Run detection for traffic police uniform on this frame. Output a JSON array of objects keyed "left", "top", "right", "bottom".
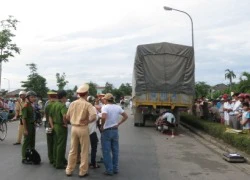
[
  {"left": 65, "top": 84, "right": 96, "bottom": 177},
  {"left": 44, "top": 91, "right": 57, "bottom": 164},
  {"left": 14, "top": 91, "right": 26, "bottom": 145},
  {"left": 49, "top": 100, "right": 68, "bottom": 168},
  {"left": 21, "top": 92, "right": 36, "bottom": 161}
]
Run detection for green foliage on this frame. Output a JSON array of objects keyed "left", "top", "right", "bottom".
[
  {"left": 112, "top": 89, "right": 123, "bottom": 102},
  {"left": 0, "top": 15, "right": 20, "bottom": 63},
  {"left": 103, "top": 82, "right": 113, "bottom": 94},
  {"left": 225, "top": 69, "right": 236, "bottom": 90},
  {"left": 119, "top": 83, "right": 132, "bottom": 96},
  {"left": 238, "top": 72, "right": 250, "bottom": 93},
  {"left": 56, "top": 72, "right": 68, "bottom": 90},
  {"left": 195, "top": 81, "right": 211, "bottom": 98},
  {"left": 73, "top": 85, "right": 78, "bottom": 92},
  {"left": 0, "top": 16, "right": 20, "bottom": 89},
  {"left": 21, "top": 63, "right": 49, "bottom": 98},
  {"left": 181, "top": 114, "right": 250, "bottom": 154},
  {"left": 88, "top": 82, "right": 97, "bottom": 96},
  {"left": 212, "top": 90, "right": 222, "bottom": 99},
  {"left": 66, "top": 89, "right": 74, "bottom": 100},
  {"left": 100, "top": 82, "right": 132, "bottom": 101}
]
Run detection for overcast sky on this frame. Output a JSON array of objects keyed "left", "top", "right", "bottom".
[{"left": 1, "top": 0, "right": 250, "bottom": 91}]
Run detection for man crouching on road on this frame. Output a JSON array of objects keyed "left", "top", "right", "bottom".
[
  {"left": 65, "top": 83, "right": 97, "bottom": 177},
  {"left": 101, "top": 93, "right": 128, "bottom": 176}
]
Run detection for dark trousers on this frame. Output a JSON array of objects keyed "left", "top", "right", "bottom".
[
  {"left": 90, "top": 132, "right": 98, "bottom": 165},
  {"left": 22, "top": 124, "right": 35, "bottom": 159},
  {"left": 47, "top": 133, "right": 54, "bottom": 163},
  {"left": 53, "top": 124, "right": 68, "bottom": 168}
]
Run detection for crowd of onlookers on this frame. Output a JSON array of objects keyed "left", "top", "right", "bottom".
[
  {"left": 192, "top": 93, "right": 250, "bottom": 131},
  {"left": 0, "top": 97, "right": 44, "bottom": 121},
  {"left": 0, "top": 98, "right": 16, "bottom": 120}
]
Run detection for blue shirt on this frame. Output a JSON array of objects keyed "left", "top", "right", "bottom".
[
  {"left": 216, "top": 102, "right": 221, "bottom": 109},
  {"left": 242, "top": 112, "right": 250, "bottom": 130}
]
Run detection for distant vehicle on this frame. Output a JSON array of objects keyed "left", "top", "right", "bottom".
[{"left": 132, "top": 42, "right": 195, "bottom": 126}]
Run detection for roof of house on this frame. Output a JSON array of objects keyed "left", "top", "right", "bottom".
[
  {"left": 212, "top": 84, "right": 228, "bottom": 91},
  {"left": 96, "top": 86, "right": 105, "bottom": 89},
  {"left": 6, "top": 89, "right": 25, "bottom": 97}
]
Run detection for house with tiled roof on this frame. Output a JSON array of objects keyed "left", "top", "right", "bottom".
[{"left": 5, "top": 89, "right": 25, "bottom": 98}]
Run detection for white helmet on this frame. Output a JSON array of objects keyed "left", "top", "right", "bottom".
[
  {"left": 77, "top": 84, "right": 89, "bottom": 93},
  {"left": 19, "top": 91, "right": 27, "bottom": 96}
]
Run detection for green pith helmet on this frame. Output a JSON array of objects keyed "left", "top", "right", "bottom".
[
  {"left": 87, "top": 96, "right": 95, "bottom": 102},
  {"left": 26, "top": 91, "right": 37, "bottom": 98}
]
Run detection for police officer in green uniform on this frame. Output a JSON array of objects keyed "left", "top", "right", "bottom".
[
  {"left": 21, "top": 91, "right": 37, "bottom": 164},
  {"left": 49, "top": 90, "right": 68, "bottom": 169},
  {"left": 44, "top": 91, "right": 57, "bottom": 164}
]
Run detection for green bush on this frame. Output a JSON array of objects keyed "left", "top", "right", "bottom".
[{"left": 181, "top": 113, "right": 250, "bottom": 155}]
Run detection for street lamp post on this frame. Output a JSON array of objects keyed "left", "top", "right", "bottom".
[
  {"left": 3, "top": 78, "right": 10, "bottom": 92},
  {"left": 163, "top": 6, "right": 194, "bottom": 48}
]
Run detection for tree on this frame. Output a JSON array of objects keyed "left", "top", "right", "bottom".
[
  {"left": 195, "top": 81, "right": 211, "bottom": 98},
  {"left": 21, "top": 63, "right": 49, "bottom": 98},
  {"left": 56, "top": 72, "right": 68, "bottom": 90},
  {"left": 66, "top": 85, "right": 78, "bottom": 101},
  {"left": 0, "top": 16, "right": 20, "bottom": 89},
  {"left": 238, "top": 71, "right": 250, "bottom": 93},
  {"left": 73, "top": 85, "right": 78, "bottom": 92},
  {"left": 119, "top": 83, "right": 132, "bottom": 96},
  {"left": 225, "top": 69, "right": 236, "bottom": 90},
  {"left": 88, "top": 82, "right": 97, "bottom": 96},
  {"left": 103, "top": 82, "right": 114, "bottom": 94}
]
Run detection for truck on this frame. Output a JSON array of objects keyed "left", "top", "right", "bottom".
[{"left": 132, "top": 42, "right": 195, "bottom": 127}]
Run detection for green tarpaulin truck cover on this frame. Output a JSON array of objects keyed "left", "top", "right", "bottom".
[{"left": 132, "top": 42, "right": 195, "bottom": 96}]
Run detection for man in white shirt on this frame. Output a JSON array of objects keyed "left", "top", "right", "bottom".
[
  {"left": 65, "top": 99, "right": 71, "bottom": 108},
  {"left": 229, "top": 93, "right": 243, "bottom": 129},
  {"left": 101, "top": 93, "right": 128, "bottom": 176},
  {"left": 223, "top": 97, "right": 230, "bottom": 125},
  {"left": 224, "top": 97, "right": 235, "bottom": 125}
]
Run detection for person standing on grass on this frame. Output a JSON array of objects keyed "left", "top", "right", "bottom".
[
  {"left": 238, "top": 102, "right": 250, "bottom": 133},
  {"left": 101, "top": 93, "right": 128, "bottom": 176},
  {"left": 230, "top": 93, "right": 244, "bottom": 129}
]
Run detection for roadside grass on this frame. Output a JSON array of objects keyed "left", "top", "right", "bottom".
[{"left": 181, "top": 113, "right": 250, "bottom": 155}]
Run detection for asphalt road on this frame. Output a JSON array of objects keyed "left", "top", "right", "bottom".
[{"left": 1, "top": 109, "right": 250, "bottom": 180}]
